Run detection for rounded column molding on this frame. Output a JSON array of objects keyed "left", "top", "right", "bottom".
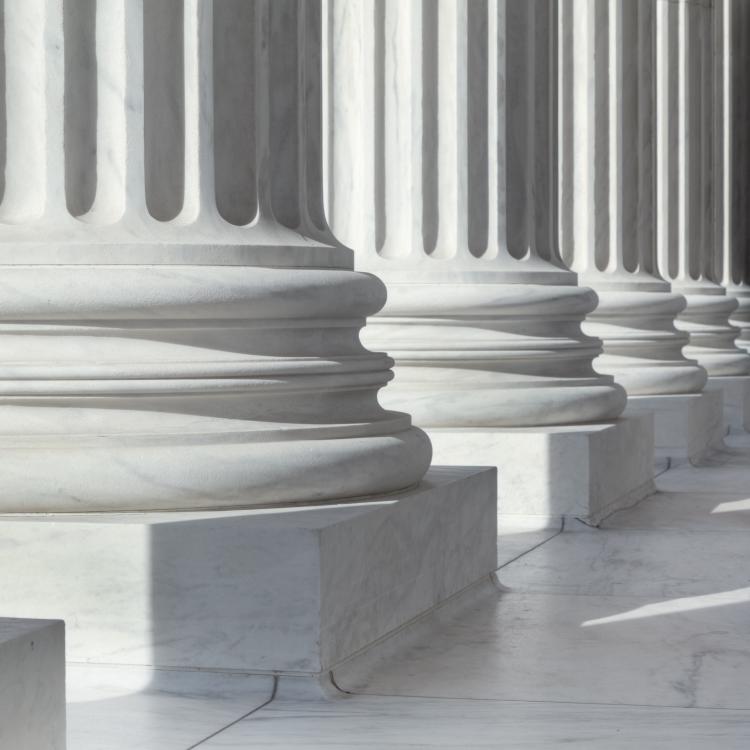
[
  {"left": 581, "top": 290, "right": 707, "bottom": 395},
  {"left": 729, "top": 291, "right": 750, "bottom": 353},
  {"left": 364, "top": 282, "right": 625, "bottom": 428},
  {"left": 670, "top": 286, "right": 748, "bottom": 375}
]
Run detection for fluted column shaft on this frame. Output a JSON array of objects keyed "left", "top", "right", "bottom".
[
  {"left": 0, "top": 0, "right": 430, "bottom": 512},
  {"left": 325, "top": 0, "right": 625, "bottom": 428},
  {"left": 655, "top": 0, "right": 750, "bottom": 375},
  {"left": 716, "top": 0, "right": 750, "bottom": 350},
  {"left": 558, "top": 0, "right": 707, "bottom": 395}
]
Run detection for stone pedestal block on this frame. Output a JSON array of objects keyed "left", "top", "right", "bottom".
[
  {"left": 625, "top": 389, "right": 725, "bottom": 463},
  {"left": 707, "top": 376, "right": 750, "bottom": 434},
  {"left": 0, "top": 618, "right": 65, "bottom": 750},
  {"left": 428, "top": 416, "right": 654, "bottom": 528},
  {"left": 0, "top": 468, "right": 495, "bottom": 676}
]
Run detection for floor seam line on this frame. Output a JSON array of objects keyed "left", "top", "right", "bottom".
[
  {"left": 496, "top": 523, "right": 565, "bottom": 571},
  {"left": 184, "top": 676, "right": 279, "bottom": 750},
  {"left": 344, "top": 692, "right": 750, "bottom": 711}
]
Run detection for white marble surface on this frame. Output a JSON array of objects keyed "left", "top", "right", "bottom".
[
  {"left": 499, "top": 529, "right": 750, "bottom": 597},
  {"left": 0, "top": 618, "right": 65, "bottom": 750},
  {"left": 717, "top": 430, "right": 750, "bottom": 453},
  {"left": 606, "top": 491, "right": 750, "bottom": 530},
  {"left": 708, "top": 375, "right": 750, "bottom": 433},
  {"left": 330, "top": 439, "right": 750, "bottom": 716},
  {"left": 335, "top": 589, "right": 750, "bottom": 709},
  {"left": 0, "top": 467, "right": 496, "bottom": 674},
  {"left": 497, "top": 526, "right": 562, "bottom": 568},
  {"left": 67, "top": 665, "right": 273, "bottom": 750},
  {"left": 626, "top": 389, "right": 725, "bottom": 462},
  {"left": 66, "top": 443, "right": 750, "bottom": 747},
  {"left": 656, "top": 463, "right": 750, "bottom": 493},
  {"left": 199, "top": 695, "right": 750, "bottom": 749},
  {"left": 429, "top": 415, "right": 654, "bottom": 525}
]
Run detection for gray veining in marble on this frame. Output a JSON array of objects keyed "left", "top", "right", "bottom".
[
  {"left": 0, "top": 467, "right": 496, "bottom": 675},
  {"left": 499, "top": 529, "right": 750, "bottom": 597},
  {"left": 335, "top": 589, "right": 750, "bottom": 709},
  {"left": 67, "top": 665, "right": 273, "bottom": 750},
  {"left": 65, "top": 436, "right": 750, "bottom": 747},
  {"left": 656, "top": 463, "right": 750, "bottom": 493},
  {"left": 199, "top": 695, "right": 750, "bottom": 750},
  {"left": 0, "top": 618, "right": 65, "bottom": 750},
  {"left": 606, "top": 491, "right": 750, "bottom": 530}
]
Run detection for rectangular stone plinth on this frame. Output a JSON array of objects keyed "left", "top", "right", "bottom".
[
  {"left": 428, "top": 415, "right": 654, "bottom": 528},
  {"left": 0, "top": 467, "right": 495, "bottom": 675},
  {"left": 0, "top": 618, "right": 66, "bottom": 750},
  {"left": 707, "top": 376, "right": 750, "bottom": 434},
  {"left": 625, "top": 388, "right": 725, "bottom": 463}
]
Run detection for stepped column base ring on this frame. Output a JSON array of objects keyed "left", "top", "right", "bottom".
[
  {"left": 583, "top": 290, "right": 708, "bottom": 395},
  {"left": 362, "top": 282, "right": 627, "bottom": 428},
  {"left": 676, "top": 293, "right": 750, "bottom": 377},
  {"left": 0, "top": 262, "right": 432, "bottom": 512}
]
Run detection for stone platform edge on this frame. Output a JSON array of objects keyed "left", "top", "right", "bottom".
[
  {"left": 626, "top": 388, "right": 725, "bottom": 463},
  {"left": 0, "top": 618, "right": 66, "bottom": 749},
  {"left": 0, "top": 466, "right": 497, "bottom": 677},
  {"left": 706, "top": 375, "right": 750, "bottom": 434},
  {"left": 427, "top": 414, "right": 655, "bottom": 526}
]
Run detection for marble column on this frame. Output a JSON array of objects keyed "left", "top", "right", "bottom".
[
  {"left": 713, "top": 0, "right": 750, "bottom": 430},
  {"left": 558, "top": 0, "right": 707, "bottom": 396},
  {"left": 655, "top": 0, "right": 750, "bottom": 376},
  {"left": 0, "top": 0, "right": 431, "bottom": 511},
  {"left": 717, "top": 0, "right": 750, "bottom": 351},
  {"left": 326, "top": 0, "right": 624, "bottom": 428},
  {"left": 325, "top": 0, "right": 655, "bottom": 524}
]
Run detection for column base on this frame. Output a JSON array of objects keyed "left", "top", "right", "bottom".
[
  {"left": 0, "top": 467, "right": 496, "bottom": 676},
  {"left": 428, "top": 415, "right": 654, "bottom": 528},
  {"left": 707, "top": 376, "right": 750, "bottom": 433},
  {"left": 625, "top": 389, "right": 725, "bottom": 463},
  {"left": 0, "top": 619, "right": 65, "bottom": 749}
]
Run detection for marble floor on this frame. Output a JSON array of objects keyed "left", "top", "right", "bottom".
[{"left": 68, "top": 434, "right": 750, "bottom": 748}]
